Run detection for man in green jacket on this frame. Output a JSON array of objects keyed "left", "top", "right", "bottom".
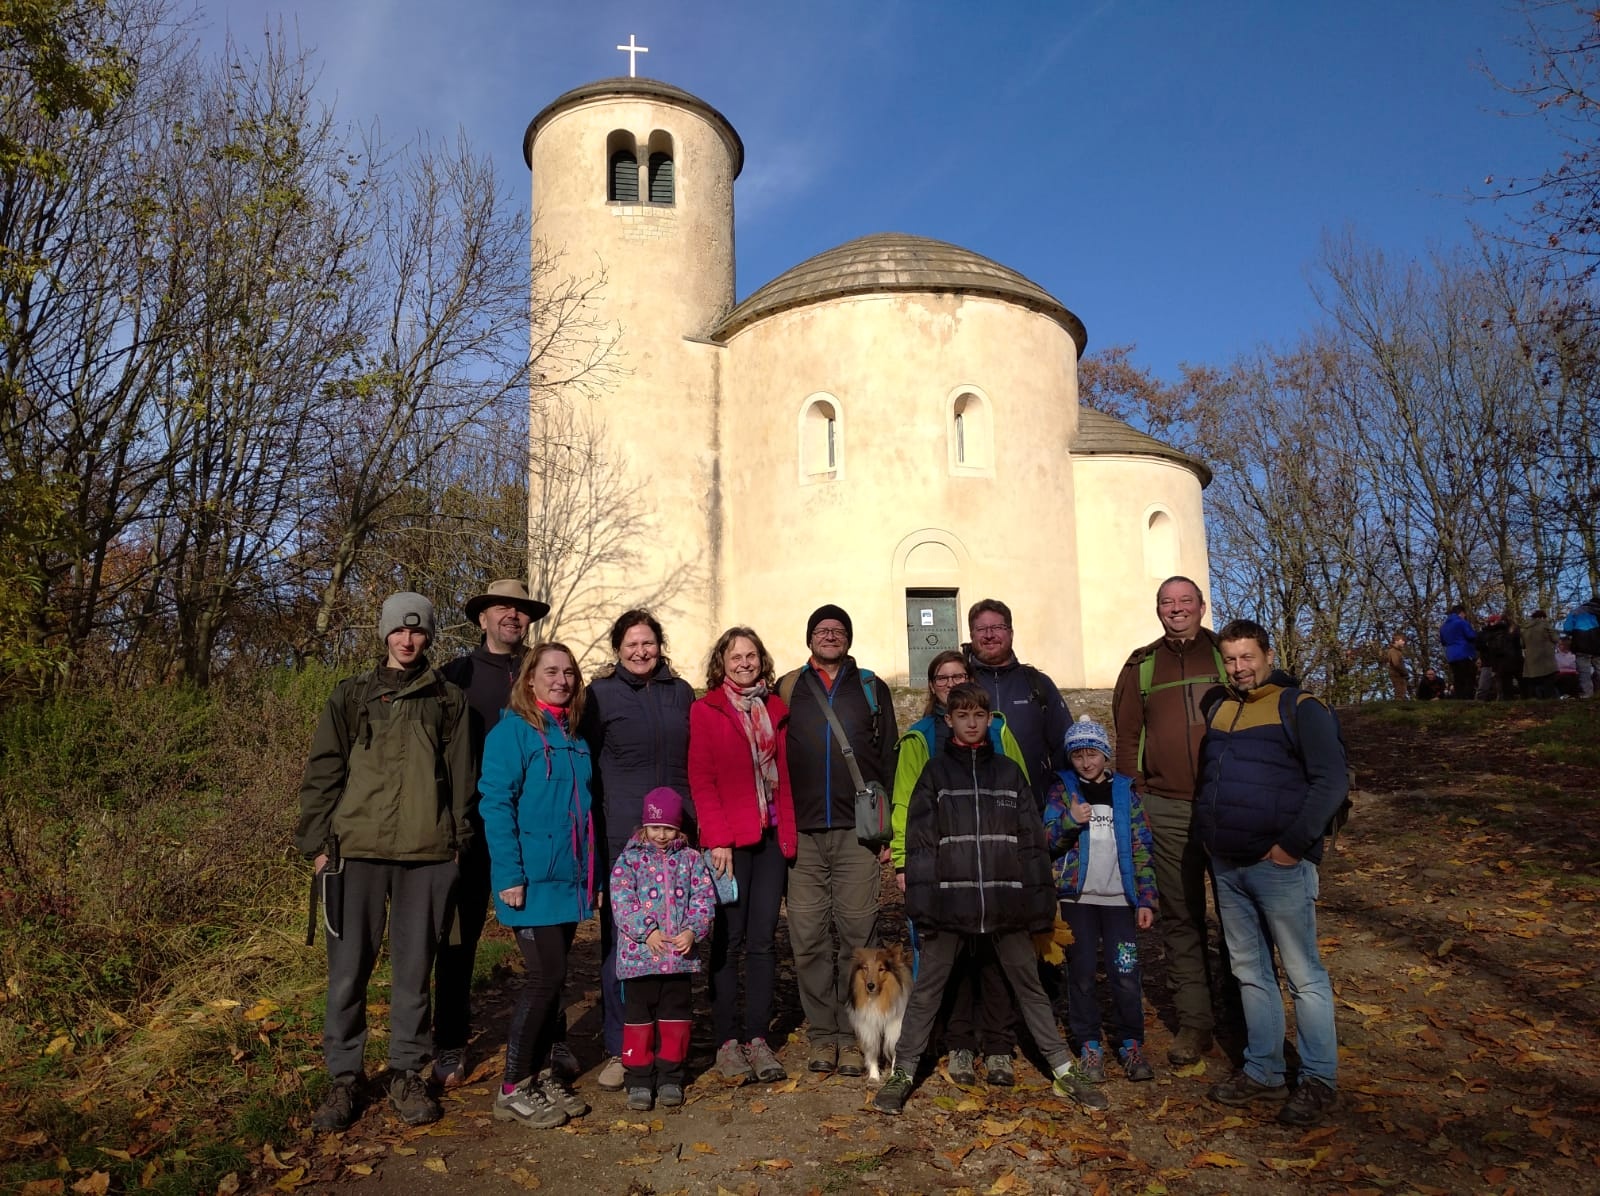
[{"left": 296, "top": 592, "right": 474, "bottom": 1132}]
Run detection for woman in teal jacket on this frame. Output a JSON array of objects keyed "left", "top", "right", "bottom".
[{"left": 480, "top": 641, "right": 595, "bottom": 1129}]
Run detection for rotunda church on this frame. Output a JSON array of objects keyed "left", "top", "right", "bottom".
[{"left": 523, "top": 76, "right": 1211, "bottom": 687}]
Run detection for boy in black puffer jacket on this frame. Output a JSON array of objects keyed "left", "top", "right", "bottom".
[{"left": 874, "top": 683, "right": 1106, "bottom": 1115}]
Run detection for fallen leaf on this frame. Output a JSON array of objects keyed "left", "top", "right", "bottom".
[
  {"left": 757, "top": 1158, "right": 793, "bottom": 1170},
  {"left": 691, "top": 1142, "right": 717, "bottom": 1154},
  {"left": 262, "top": 1144, "right": 292, "bottom": 1169},
  {"left": 422, "top": 1157, "right": 447, "bottom": 1174},
  {"left": 392, "top": 1146, "right": 417, "bottom": 1156},
  {"left": 987, "top": 1172, "right": 1017, "bottom": 1194},
  {"left": 70, "top": 1177, "right": 109, "bottom": 1196},
  {"left": 346, "top": 1163, "right": 373, "bottom": 1176},
  {"left": 272, "top": 1167, "right": 306, "bottom": 1192},
  {"left": 508, "top": 1166, "right": 541, "bottom": 1190},
  {"left": 20, "top": 1181, "right": 64, "bottom": 1196},
  {"left": 770, "top": 1079, "right": 798, "bottom": 1094},
  {"left": 205, "top": 998, "right": 242, "bottom": 1009},
  {"left": 1188, "top": 1150, "right": 1246, "bottom": 1168},
  {"left": 43, "top": 1036, "right": 72, "bottom": 1057},
  {"left": 216, "top": 1175, "right": 240, "bottom": 1195},
  {"left": 1173, "top": 1060, "right": 1207, "bottom": 1078},
  {"left": 982, "top": 1117, "right": 1023, "bottom": 1136},
  {"left": 96, "top": 1148, "right": 131, "bottom": 1162},
  {"left": 243, "top": 999, "right": 279, "bottom": 1021},
  {"left": 11, "top": 1131, "right": 48, "bottom": 1147}
]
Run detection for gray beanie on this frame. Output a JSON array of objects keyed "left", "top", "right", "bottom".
[
  {"left": 1064, "top": 714, "right": 1112, "bottom": 759},
  {"left": 379, "top": 591, "right": 435, "bottom": 642}
]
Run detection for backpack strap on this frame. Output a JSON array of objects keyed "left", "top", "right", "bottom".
[
  {"left": 1137, "top": 643, "right": 1227, "bottom": 771},
  {"left": 777, "top": 668, "right": 800, "bottom": 708},
  {"left": 859, "top": 667, "right": 881, "bottom": 748}
]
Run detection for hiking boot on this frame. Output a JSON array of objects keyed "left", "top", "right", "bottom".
[
  {"left": 983, "top": 1054, "right": 1015, "bottom": 1087},
  {"left": 1277, "top": 1078, "right": 1336, "bottom": 1126},
  {"left": 494, "top": 1076, "right": 568, "bottom": 1129},
  {"left": 311, "top": 1074, "right": 361, "bottom": 1132},
  {"left": 1052, "top": 1063, "right": 1111, "bottom": 1110},
  {"left": 717, "top": 1038, "right": 755, "bottom": 1083},
  {"left": 540, "top": 1073, "right": 589, "bottom": 1118},
  {"left": 1119, "top": 1040, "right": 1155, "bottom": 1082},
  {"left": 1209, "top": 1069, "right": 1288, "bottom": 1107},
  {"left": 432, "top": 1047, "right": 466, "bottom": 1090},
  {"left": 596, "top": 1055, "right": 626, "bottom": 1091},
  {"left": 657, "top": 1083, "right": 685, "bottom": 1107},
  {"left": 872, "top": 1068, "right": 915, "bottom": 1114},
  {"left": 548, "top": 1040, "right": 581, "bottom": 1083},
  {"left": 807, "top": 1042, "right": 838, "bottom": 1074},
  {"left": 1168, "top": 1026, "right": 1213, "bottom": 1066},
  {"left": 745, "top": 1038, "right": 787, "bottom": 1082},
  {"left": 837, "top": 1045, "right": 867, "bottom": 1077},
  {"left": 386, "top": 1070, "right": 441, "bottom": 1126},
  {"left": 626, "top": 1086, "right": 654, "bottom": 1111},
  {"left": 1078, "top": 1041, "right": 1106, "bottom": 1083},
  {"left": 946, "top": 1047, "right": 977, "bottom": 1085}
]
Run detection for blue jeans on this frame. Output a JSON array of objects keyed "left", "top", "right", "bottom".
[{"left": 1212, "top": 856, "right": 1337, "bottom": 1089}]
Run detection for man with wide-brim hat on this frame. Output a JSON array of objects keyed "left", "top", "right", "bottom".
[{"left": 434, "top": 578, "right": 560, "bottom": 1088}]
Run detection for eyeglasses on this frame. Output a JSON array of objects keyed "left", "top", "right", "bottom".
[
  {"left": 972, "top": 624, "right": 1010, "bottom": 636},
  {"left": 812, "top": 627, "right": 848, "bottom": 640},
  {"left": 932, "top": 672, "right": 969, "bottom": 687}
]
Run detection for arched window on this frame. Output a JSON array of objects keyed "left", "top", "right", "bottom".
[
  {"left": 606, "top": 130, "right": 639, "bottom": 202},
  {"left": 801, "top": 396, "right": 841, "bottom": 480},
  {"left": 1145, "top": 509, "right": 1178, "bottom": 578},
  {"left": 948, "top": 389, "right": 993, "bottom": 474},
  {"left": 646, "top": 130, "right": 675, "bottom": 204},
  {"left": 609, "top": 151, "right": 638, "bottom": 201}
]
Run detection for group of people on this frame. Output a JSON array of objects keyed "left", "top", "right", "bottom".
[
  {"left": 1430, "top": 598, "right": 1600, "bottom": 701},
  {"left": 295, "top": 575, "right": 1348, "bottom": 1135}
]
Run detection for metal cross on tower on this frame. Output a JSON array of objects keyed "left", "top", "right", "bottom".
[{"left": 616, "top": 35, "right": 649, "bottom": 78}]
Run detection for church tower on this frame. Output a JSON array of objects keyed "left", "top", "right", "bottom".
[{"left": 522, "top": 77, "right": 743, "bottom": 670}]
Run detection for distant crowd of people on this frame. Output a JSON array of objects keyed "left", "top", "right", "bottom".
[
  {"left": 293, "top": 576, "right": 1351, "bottom": 1141},
  {"left": 1410, "top": 595, "right": 1600, "bottom": 701}
]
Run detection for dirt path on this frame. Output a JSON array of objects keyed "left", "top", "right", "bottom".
[{"left": 261, "top": 701, "right": 1600, "bottom": 1195}]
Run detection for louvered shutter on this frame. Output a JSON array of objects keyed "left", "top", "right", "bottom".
[
  {"left": 648, "top": 153, "right": 674, "bottom": 203},
  {"left": 609, "top": 151, "right": 638, "bottom": 202}
]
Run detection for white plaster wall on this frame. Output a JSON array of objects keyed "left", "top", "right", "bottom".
[
  {"left": 1070, "top": 455, "right": 1212, "bottom": 686},
  {"left": 527, "top": 95, "right": 737, "bottom": 670},
  {"left": 717, "top": 292, "right": 1087, "bottom": 685}
]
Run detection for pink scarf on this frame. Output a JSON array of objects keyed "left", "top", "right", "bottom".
[{"left": 723, "top": 679, "right": 777, "bottom": 826}]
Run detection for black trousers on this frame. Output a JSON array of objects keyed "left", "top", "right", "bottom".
[
  {"left": 503, "top": 922, "right": 576, "bottom": 1085},
  {"left": 709, "top": 829, "right": 788, "bottom": 1045},
  {"left": 942, "top": 936, "right": 1016, "bottom": 1055},
  {"left": 622, "top": 973, "right": 694, "bottom": 1088}
]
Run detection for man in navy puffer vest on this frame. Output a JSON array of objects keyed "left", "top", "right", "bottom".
[{"left": 1194, "top": 619, "right": 1347, "bottom": 1129}]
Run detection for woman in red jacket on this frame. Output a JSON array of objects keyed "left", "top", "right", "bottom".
[{"left": 691, "top": 626, "right": 798, "bottom": 1086}]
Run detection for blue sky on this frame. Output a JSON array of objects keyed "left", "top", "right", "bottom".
[{"left": 204, "top": 1, "right": 1561, "bottom": 379}]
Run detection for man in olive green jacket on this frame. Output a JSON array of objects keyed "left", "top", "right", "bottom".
[{"left": 296, "top": 592, "right": 474, "bottom": 1132}]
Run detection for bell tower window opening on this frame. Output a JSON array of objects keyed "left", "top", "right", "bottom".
[
  {"left": 801, "top": 395, "right": 842, "bottom": 481},
  {"left": 606, "top": 130, "right": 639, "bottom": 202},
  {"left": 647, "top": 130, "right": 675, "bottom": 204}
]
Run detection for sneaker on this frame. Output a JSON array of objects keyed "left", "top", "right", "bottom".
[
  {"left": 745, "top": 1038, "right": 787, "bottom": 1082},
  {"left": 311, "top": 1074, "right": 361, "bottom": 1132},
  {"left": 540, "top": 1073, "right": 589, "bottom": 1118},
  {"left": 1168, "top": 1025, "right": 1213, "bottom": 1066},
  {"left": 432, "top": 1047, "right": 466, "bottom": 1089},
  {"left": 983, "top": 1054, "right": 1015, "bottom": 1087},
  {"left": 1078, "top": 1041, "right": 1106, "bottom": 1083},
  {"left": 386, "top": 1070, "right": 442, "bottom": 1126},
  {"left": 1209, "top": 1069, "right": 1288, "bottom": 1107},
  {"left": 548, "top": 1041, "right": 581, "bottom": 1083},
  {"left": 657, "top": 1083, "right": 685, "bottom": 1107},
  {"left": 1052, "top": 1064, "right": 1111, "bottom": 1111},
  {"left": 494, "top": 1076, "right": 568, "bottom": 1128},
  {"left": 837, "top": 1045, "right": 867, "bottom": 1077},
  {"left": 807, "top": 1042, "right": 838, "bottom": 1074},
  {"left": 1119, "top": 1040, "right": 1155, "bottom": 1082},
  {"left": 872, "top": 1068, "right": 915, "bottom": 1114},
  {"left": 596, "top": 1055, "right": 626, "bottom": 1091},
  {"left": 946, "top": 1047, "right": 977, "bottom": 1085},
  {"left": 1277, "top": 1078, "right": 1336, "bottom": 1126},
  {"left": 626, "top": 1086, "right": 654, "bottom": 1111},
  {"left": 717, "top": 1038, "right": 756, "bottom": 1083}
]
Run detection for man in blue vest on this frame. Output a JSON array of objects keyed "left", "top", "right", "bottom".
[{"left": 1194, "top": 619, "right": 1346, "bottom": 1128}]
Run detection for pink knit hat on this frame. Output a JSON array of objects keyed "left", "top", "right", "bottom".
[{"left": 641, "top": 787, "right": 685, "bottom": 830}]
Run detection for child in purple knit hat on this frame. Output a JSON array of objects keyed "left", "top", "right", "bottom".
[{"left": 609, "top": 787, "right": 716, "bottom": 1110}]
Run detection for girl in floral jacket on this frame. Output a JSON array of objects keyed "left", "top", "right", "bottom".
[{"left": 609, "top": 787, "right": 716, "bottom": 1110}]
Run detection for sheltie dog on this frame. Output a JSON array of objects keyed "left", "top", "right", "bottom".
[{"left": 847, "top": 944, "right": 913, "bottom": 1082}]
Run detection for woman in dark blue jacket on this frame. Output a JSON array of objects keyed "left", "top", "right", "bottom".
[{"left": 581, "top": 610, "right": 695, "bottom": 1089}]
